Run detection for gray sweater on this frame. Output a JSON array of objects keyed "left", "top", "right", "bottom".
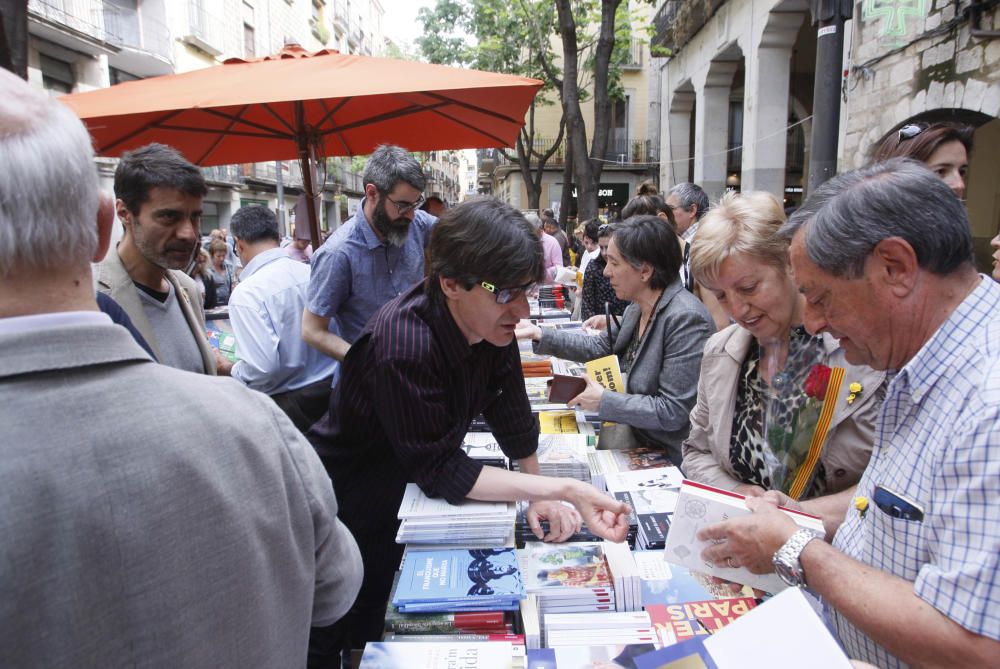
[{"left": 536, "top": 280, "right": 715, "bottom": 463}]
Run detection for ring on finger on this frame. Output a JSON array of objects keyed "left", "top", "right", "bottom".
[{"left": 726, "top": 557, "right": 737, "bottom": 569}]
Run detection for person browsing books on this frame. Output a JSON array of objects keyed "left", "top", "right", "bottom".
[
  {"left": 696, "top": 160, "right": 1000, "bottom": 669},
  {"left": 306, "top": 198, "right": 631, "bottom": 662},
  {"left": 516, "top": 216, "right": 716, "bottom": 465},
  {"left": 681, "top": 191, "right": 885, "bottom": 501}
]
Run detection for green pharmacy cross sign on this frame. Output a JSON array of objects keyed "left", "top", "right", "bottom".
[{"left": 862, "top": 0, "right": 929, "bottom": 38}]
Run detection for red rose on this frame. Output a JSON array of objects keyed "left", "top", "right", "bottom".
[{"left": 804, "top": 364, "right": 832, "bottom": 401}]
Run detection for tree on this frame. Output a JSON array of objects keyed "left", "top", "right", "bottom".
[
  {"left": 418, "top": 0, "right": 638, "bottom": 219},
  {"left": 554, "top": 0, "right": 628, "bottom": 221},
  {"left": 417, "top": 0, "right": 564, "bottom": 210}
]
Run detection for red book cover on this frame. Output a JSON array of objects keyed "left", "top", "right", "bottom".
[{"left": 646, "top": 597, "right": 757, "bottom": 645}]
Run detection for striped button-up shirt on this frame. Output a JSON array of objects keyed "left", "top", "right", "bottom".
[
  {"left": 316, "top": 280, "right": 539, "bottom": 531},
  {"left": 830, "top": 276, "right": 1000, "bottom": 667}
]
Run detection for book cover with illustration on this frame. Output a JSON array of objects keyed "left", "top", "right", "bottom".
[
  {"left": 632, "top": 554, "right": 754, "bottom": 609},
  {"left": 393, "top": 548, "right": 525, "bottom": 612},
  {"left": 518, "top": 543, "right": 613, "bottom": 600},
  {"left": 646, "top": 598, "right": 757, "bottom": 646}
]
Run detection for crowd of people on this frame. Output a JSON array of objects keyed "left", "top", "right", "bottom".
[{"left": 1, "top": 67, "right": 999, "bottom": 669}]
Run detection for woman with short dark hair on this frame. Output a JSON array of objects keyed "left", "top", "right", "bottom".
[{"left": 517, "top": 215, "right": 716, "bottom": 464}]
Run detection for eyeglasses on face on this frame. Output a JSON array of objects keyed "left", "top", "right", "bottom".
[
  {"left": 898, "top": 124, "right": 925, "bottom": 141},
  {"left": 479, "top": 280, "right": 536, "bottom": 305},
  {"left": 382, "top": 192, "right": 426, "bottom": 215}
]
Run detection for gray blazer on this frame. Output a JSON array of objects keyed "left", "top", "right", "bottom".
[
  {"left": 96, "top": 245, "right": 216, "bottom": 374},
  {"left": 681, "top": 324, "right": 886, "bottom": 495},
  {"left": 0, "top": 321, "right": 362, "bottom": 667},
  {"left": 537, "top": 280, "right": 715, "bottom": 463}
]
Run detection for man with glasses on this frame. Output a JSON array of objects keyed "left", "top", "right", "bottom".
[
  {"left": 303, "top": 144, "right": 436, "bottom": 363},
  {"left": 306, "top": 198, "right": 631, "bottom": 666}
]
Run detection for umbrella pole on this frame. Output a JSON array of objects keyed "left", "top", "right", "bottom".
[{"left": 295, "top": 101, "right": 321, "bottom": 248}]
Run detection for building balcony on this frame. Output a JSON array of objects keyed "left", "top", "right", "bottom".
[
  {"left": 28, "top": 0, "right": 120, "bottom": 56},
  {"left": 652, "top": 0, "right": 730, "bottom": 56},
  {"left": 104, "top": 4, "right": 173, "bottom": 77},
  {"left": 184, "top": 0, "right": 224, "bottom": 57},
  {"left": 332, "top": 3, "right": 349, "bottom": 35},
  {"left": 621, "top": 38, "right": 643, "bottom": 70}
]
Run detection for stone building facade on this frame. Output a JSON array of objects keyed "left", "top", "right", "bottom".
[{"left": 652, "top": 0, "right": 998, "bottom": 268}]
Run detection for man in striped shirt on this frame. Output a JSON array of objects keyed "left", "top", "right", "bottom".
[
  {"left": 698, "top": 160, "right": 999, "bottom": 668},
  {"left": 308, "top": 198, "right": 631, "bottom": 661}
]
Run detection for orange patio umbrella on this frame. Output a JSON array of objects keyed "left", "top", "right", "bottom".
[{"left": 60, "top": 44, "right": 542, "bottom": 245}]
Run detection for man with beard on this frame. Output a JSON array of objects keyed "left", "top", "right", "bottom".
[
  {"left": 96, "top": 143, "right": 218, "bottom": 374},
  {"left": 303, "top": 144, "right": 435, "bottom": 362}
]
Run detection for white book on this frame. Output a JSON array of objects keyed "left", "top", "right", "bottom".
[
  {"left": 520, "top": 595, "right": 541, "bottom": 650},
  {"left": 397, "top": 483, "right": 512, "bottom": 519},
  {"left": 704, "top": 588, "right": 852, "bottom": 668},
  {"left": 546, "top": 628, "right": 659, "bottom": 647},
  {"left": 543, "top": 611, "right": 651, "bottom": 630},
  {"left": 663, "top": 480, "right": 825, "bottom": 593}
]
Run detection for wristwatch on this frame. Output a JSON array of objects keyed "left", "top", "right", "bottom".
[{"left": 772, "top": 528, "right": 819, "bottom": 588}]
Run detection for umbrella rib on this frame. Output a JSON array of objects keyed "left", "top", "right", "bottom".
[
  {"left": 199, "top": 108, "right": 295, "bottom": 139},
  {"left": 97, "top": 108, "right": 186, "bottom": 153},
  {"left": 314, "top": 97, "right": 351, "bottom": 132},
  {"left": 155, "top": 124, "right": 285, "bottom": 139},
  {"left": 315, "top": 99, "right": 352, "bottom": 155},
  {"left": 260, "top": 102, "right": 298, "bottom": 136},
  {"left": 428, "top": 108, "right": 511, "bottom": 146},
  {"left": 194, "top": 104, "right": 252, "bottom": 165},
  {"left": 423, "top": 92, "right": 523, "bottom": 126},
  {"left": 321, "top": 102, "right": 447, "bottom": 135}
]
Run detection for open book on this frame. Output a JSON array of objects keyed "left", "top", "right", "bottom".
[{"left": 663, "top": 480, "right": 825, "bottom": 593}]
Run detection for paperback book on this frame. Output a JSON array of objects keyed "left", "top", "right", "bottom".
[
  {"left": 393, "top": 548, "right": 525, "bottom": 613},
  {"left": 527, "top": 644, "right": 658, "bottom": 669},
  {"left": 646, "top": 598, "right": 757, "bottom": 646},
  {"left": 358, "top": 641, "right": 516, "bottom": 669}
]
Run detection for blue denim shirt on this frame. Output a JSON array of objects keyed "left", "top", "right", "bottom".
[{"left": 307, "top": 206, "right": 435, "bottom": 344}]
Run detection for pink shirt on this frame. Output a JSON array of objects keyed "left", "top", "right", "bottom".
[{"left": 540, "top": 232, "right": 562, "bottom": 281}]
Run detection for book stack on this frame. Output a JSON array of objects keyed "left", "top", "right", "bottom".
[
  {"left": 602, "top": 540, "right": 641, "bottom": 612},
  {"left": 587, "top": 447, "right": 676, "bottom": 491},
  {"left": 542, "top": 611, "right": 658, "bottom": 648},
  {"left": 392, "top": 548, "right": 525, "bottom": 614},
  {"left": 604, "top": 466, "right": 682, "bottom": 550},
  {"left": 518, "top": 542, "right": 616, "bottom": 617},
  {"left": 514, "top": 434, "right": 591, "bottom": 480},
  {"left": 396, "top": 484, "right": 515, "bottom": 546},
  {"left": 520, "top": 353, "right": 553, "bottom": 378},
  {"left": 379, "top": 634, "right": 527, "bottom": 669},
  {"left": 359, "top": 641, "right": 518, "bottom": 669},
  {"left": 461, "top": 433, "right": 511, "bottom": 470},
  {"left": 535, "top": 284, "right": 569, "bottom": 310},
  {"left": 385, "top": 573, "right": 517, "bottom": 636}
]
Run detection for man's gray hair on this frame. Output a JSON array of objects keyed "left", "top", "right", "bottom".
[
  {"left": 524, "top": 213, "right": 543, "bottom": 231},
  {"left": 0, "top": 70, "right": 98, "bottom": 277},
  {"left": 667, "top": 182, "right": 709, "bottom": 220},
  {"left": 362, "top": 144, "right": 426, "bottom": 193},
  {"left": 779, "top": 158, "right": 973, "bottom": 279}
]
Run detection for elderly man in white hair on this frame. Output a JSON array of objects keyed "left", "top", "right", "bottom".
[{"left": 0, "top": 69, "right": 362, "bottom": 668}]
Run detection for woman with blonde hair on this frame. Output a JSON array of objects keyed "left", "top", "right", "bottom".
[{"left": 681, "top": 191, "right": 885, "bottom": 500}]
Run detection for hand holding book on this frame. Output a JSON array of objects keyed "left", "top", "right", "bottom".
[
  {"left": 697, "top": 495, "right": 802, "bottom": 575},
  {"left": 524, "top": 500, "right": 582, "bottom": 542}
]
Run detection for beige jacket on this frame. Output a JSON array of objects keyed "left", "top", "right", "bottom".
[
  {"left": 96, "top": 245, "right": 215, "bottom": 375},
  {"left": 681, "top": 324, "right": 885, "bottom": 495}
]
